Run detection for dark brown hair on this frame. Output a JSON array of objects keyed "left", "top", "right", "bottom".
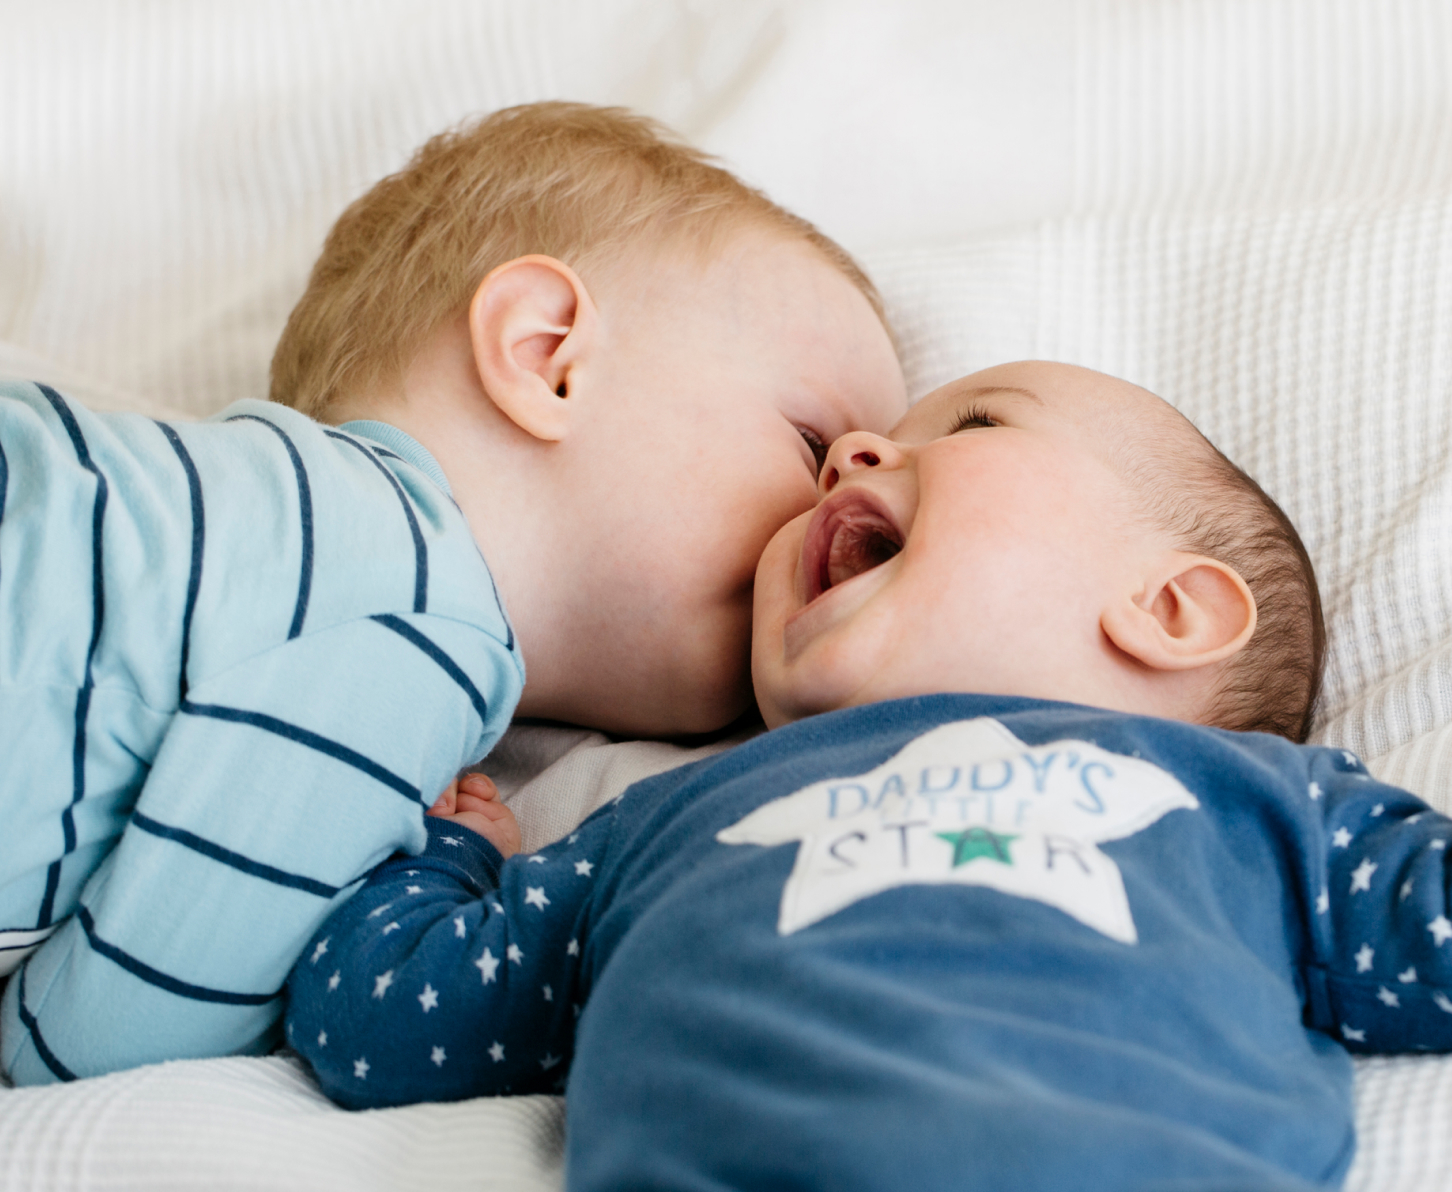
[{"left": 1136, "top": 425, "right": 1326, "bottom": 741}]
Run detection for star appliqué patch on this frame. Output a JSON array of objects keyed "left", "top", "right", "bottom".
[{"left": 718, "top": 718, "right": 1199, "bottom": 944}]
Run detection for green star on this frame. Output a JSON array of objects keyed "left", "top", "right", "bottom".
[{"left": 936, "top": 826, "right": 1018, "bottom": 868}]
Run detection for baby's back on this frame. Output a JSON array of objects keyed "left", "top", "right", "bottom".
[{"left": 0, "top": 380, "right": 523, "bottom": 1083}]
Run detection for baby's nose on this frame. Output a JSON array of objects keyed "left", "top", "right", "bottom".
[{"left": 820, "top": 431, "right": 897, "bottom": 495}]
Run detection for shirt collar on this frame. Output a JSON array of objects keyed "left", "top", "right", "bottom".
[{"left": 336, "top": 420, "right": 452, "bottom": 497}]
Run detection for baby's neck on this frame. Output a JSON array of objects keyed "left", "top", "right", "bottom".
[{"left": 330, "top": 356, "right": 577, "bottom": 726}]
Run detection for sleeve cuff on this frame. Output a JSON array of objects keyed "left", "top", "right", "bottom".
[{"left": 416, "top": 815, "right": 505, "bottom": 887}]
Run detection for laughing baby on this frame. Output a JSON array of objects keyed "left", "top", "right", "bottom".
[{"left": 288, "top": 362, "right": 1450, "bottom": 1192}]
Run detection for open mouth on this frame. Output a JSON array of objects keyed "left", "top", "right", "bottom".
[{"left": 801, "top": 491, "right": 905, "bottom": 605}]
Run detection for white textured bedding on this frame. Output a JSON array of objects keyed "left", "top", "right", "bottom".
[{"left": 3, "top": 1, "right": 1452, "bottom": 1188}]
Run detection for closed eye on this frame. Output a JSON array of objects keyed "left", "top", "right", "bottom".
[
  {"left": 948, "top": 404, "right": 998, "bottom": 434},
  {"left": 798, "top": 426, "right": 829, "bottom": 476}
]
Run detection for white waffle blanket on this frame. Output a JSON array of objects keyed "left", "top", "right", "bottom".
[{"left": 3, "top": 1, "right": 1452, "bottom": 1187}]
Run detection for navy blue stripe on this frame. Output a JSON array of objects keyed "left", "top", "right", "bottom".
[
  {"left": 179, "top": 699, "right": 424, "bottom": 805},
  {"left": 326, "top": 431, "right": 428, "bottom": 614},
  {"left": 36, "top": 384, "right": 107, "bottom": 930},
  {"left": 37, "top": 866, "right": 61, "bottom": 931},
  {"left": 155, "top": 422, "right": 205, "bottom": 703},
  {"left": 480, "top": 546, "right": 514, "bottom": 652},
  {"left": 227, "top": 414, "right": 313, "bottom": 638},
  {"left": 131, "top": 811, "right": 342, "bottom": 898},
  {"left": 78, "top": 906, "right": 279, "bottom": 1006},
  {"left": 0, "top": 436, "right": 8, "bottom": 577},
  {"left": 371, "top": 614, "right": 490, "bottom": 725},
  {"left": 16, "top": 965, "right": 77, "bottom": 1082},
  {"left": 64, "top": 686, "right": 92, "bottom": 856}
]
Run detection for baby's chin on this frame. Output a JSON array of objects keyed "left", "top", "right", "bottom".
[
  {"left": 749, "top": 648, "right": 807, "bottom": 729},
  {"left": 750, "top": 649, "right": 864, "bottom": 730}
]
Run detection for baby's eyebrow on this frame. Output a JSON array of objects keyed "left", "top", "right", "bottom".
[{"left": 958, "top": 384, "right": 1044, "bottom": 406}]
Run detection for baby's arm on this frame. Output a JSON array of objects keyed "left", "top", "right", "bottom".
[
  {"left": 286, "top": 804, "right": 611, "bottom": 1109},
  {"left": 1304, "top": 749, "right": 1452, "bottom": 1052}
]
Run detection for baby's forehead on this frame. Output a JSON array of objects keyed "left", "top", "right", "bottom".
[
  {"left": 904, "top": 365, "right": 1187, "bottom": 447},
  {"left": 900, "top": 366, "right": 1218, "bottom": 519}
]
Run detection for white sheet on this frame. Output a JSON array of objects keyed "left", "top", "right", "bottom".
[{"left": 2, "top": 2, "right": 1451, "bottom": 1188}]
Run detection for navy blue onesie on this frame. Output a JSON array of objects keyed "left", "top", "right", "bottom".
[{"left": 287, "top": 695, "right": 1452, "bottom": 1190}]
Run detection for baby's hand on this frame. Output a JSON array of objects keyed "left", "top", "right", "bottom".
[{"left": 427, "top": 772, "right": 521, "bottom": 858}]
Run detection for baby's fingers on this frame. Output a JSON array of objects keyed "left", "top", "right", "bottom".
[
  {"left": 457, "top": 772, "right": 501, "bottom": 802},
  {"left": 427, "top": 779, "right": 460, "bottom": 817}
]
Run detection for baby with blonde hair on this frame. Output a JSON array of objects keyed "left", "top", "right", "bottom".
[{"left": 0, "top": 102, "right": 904, "bottom": 1085}]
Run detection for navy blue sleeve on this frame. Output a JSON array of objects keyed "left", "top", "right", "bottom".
[
  {"left": 286, "top": 812, "right": 614, "bottom": 1108},
  {"left": 1299, "top": 747, "right": 1452, "bottom": 1053}
]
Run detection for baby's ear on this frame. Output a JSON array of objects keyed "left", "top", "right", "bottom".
[
  {"left": 1101, "top": 553, "right": 1257, "bottom": 673},
  {"left": 467, "top": 255, "right": 598, "bottom": 442}
]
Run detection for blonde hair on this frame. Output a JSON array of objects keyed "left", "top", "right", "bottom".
[{"left": 270, "top": 101, "right": 884, "bottom": 420}]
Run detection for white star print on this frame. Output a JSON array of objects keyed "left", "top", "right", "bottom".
[
  {"left": 507, "top": 943, "right": 524, "bottom": 964},
  {"left": 431, "top": 1046, "right": 446, "bottom": 1067},
  {"left": 354, "top": 1058, "right": 370, "bottom": 1079},
  {"left": 488, "top": 1041, "right": 505, "bottom": 1063},
  {"left": 368, "top": 903, "right": 393, "bottom": 919},
  {"left": 328, "top": 970, "right": 341, "bottom": 992},
  {"left": 568, "top": 833, "right": 580, "bottom": 844},
  {"left": 575, "top": 859, "right": 594, "bottom": 877},
  {"left": 1429, "top": 916, "right": 1452, "bottom": 945},
  {"left": 311, "top": 938, "right": 329, "bottom": 964},
  {"left": 1436, "top": 993, "right": 1452, "bottom": 1015},
  {"left": 543, "top": 984, "right": 553, "bottom": 1002},
  {"left": 1355, "top": 943, "right": 1375, "bottom": 973},
  {"left": 540, "top": 1053, "right": 561, "bottom": 1070},
  {"left": 524, "top": 886, "right": 550, "bottom": 910},
  {"left": 476, "top": 948, "right": 500, "bottom": 984},
  {"left": 1399, "top": 967, "right": 1418, "bottom": 983},
  {"left": 1371, "top": 804, "right": 1385, "bottom": 817},
  {"left": 1308, "top": 782, "right": 1322, "bottom": 801},
  {"left": 1315, "top": 889, "right": 1329, "bottom": 915},
  {"left": 382, "top": 922, "right": 400, "bottom": 935},
  {"left": 1433, "top": 840, "right": 1448, "bottom": 851},
  {"left": 567, "top": 938, "right": 580, "bottom": 956},
  {"left": 1350, "top": 859, "right": 1378, "bottom": 893},
  {"left": 1331, "top": 827, "right": 1353, "bottom": 849},
  {"left": 491, "top": 901, "right": 505, "bottom": 914},
  {"left": 1408, "top": 813, "right": 1426, "bottom": 825},
  {"left": 317, "top": 1031, "right": 327, "bottom": 1047},
  {"left": 406, "top": 885, "right": 422, "bottom": 895},
  {"left": 454, "top": 915, "right": 466, "bottom": 938},
  {"left": 1342, "top": 751, "right": 1359, "bottom": 767},
  {"left": 441, "top": 836, "right": 463, "bottom": 847},
  {"left": 1402, "top": 880, "right": 1415, "bottom": 901},
  {"left": 1341, "top": 1025, "right": 1366, "bottom": 1043},
  {"left": 1377, "top": 986, "right": 1401, "bottom": 1008},
  {"left": 419, "top": 984, "right": 439, "bottom": 1012},
  {"left": 406, "top": 870, "right": 419, "bottom": 877},
  {"left": 527, "top": 855, "right": 548, "bottom": 864},
  {"left": 373, "top": 970, "right": 394, "bottom": 998}
]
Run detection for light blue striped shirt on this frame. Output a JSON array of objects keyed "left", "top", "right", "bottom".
[{"left": 0, "top": 380, "right": 524, "bottom": 1084}]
